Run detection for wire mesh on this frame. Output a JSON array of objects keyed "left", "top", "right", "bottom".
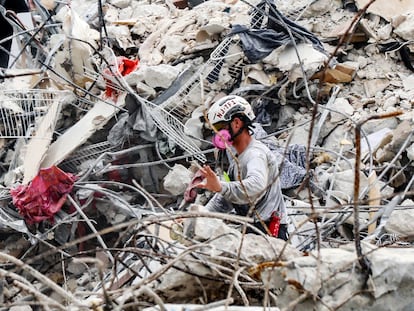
[
  {"left": 69, "top": 94, "right": 98, "bottom": 112},
  {"left": 59, "top": 141, "right": 122, "bottom": 173},
  {"left": 143, "top": 10, "right": 258, "bottom": 162},
  {"left": 0, "top": 188, "right": 10, "bottom": 201},
  {"left": 0, "top": 89, "right": 60, "bottom": 138},
  {"left": 149, "top": 0, "right": 321, "bottom": 162},
  {"left": 155, "top": 3, "right": 267, "bottom": 123},
  {"left": 147, "top": 101, "right": 208, "bottom": 163},
  {"left": 158, "top": 36, "right": 246, "bottom": 123}
]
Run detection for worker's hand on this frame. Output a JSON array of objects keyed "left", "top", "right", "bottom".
[{"left": 195, "top": 165, "right": 222, "bottom": 193}]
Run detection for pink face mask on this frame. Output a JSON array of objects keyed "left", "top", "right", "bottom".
[{"left": 212, "top": 129, "right": 233, "bottom": 150}]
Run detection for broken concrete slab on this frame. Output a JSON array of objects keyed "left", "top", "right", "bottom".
[
  {"left": 392, "top": 13, "right": 414, "bottom": 41},
  {"left": 163, "top": 164, "right": 193, "bottom": 196},
  {"left": 356, "top": 0, "right": 414, "bottom": 22},
  {"left": 263, "top": 43, "right": 328, "bottom": 81},
  {"left": 260, "top": 244, "right": 414, "bottom": 310},
  {"left": 329, "top": 97, "right": 355, "bottom": 123},
  {"left": 51, "top": 6, "right": 100, "bottom": 88},
  {"left": 22, "top": 92, "right": 69, "bottom": 184},
  {"left": 332, "top": 169, "right": 369, "bottom": 201},
  {"left": 374, "top": 120, "right": 412, "bottom": 163},
  {"left": 363, "top": 78, "right": 390, "bottom": 98},
  {"left": 40, "top": 94, "right": 126, "bottom": 168},
  {"left": 182, "top": 205, "right": 301, "bottom": 260},
  {"left": 385, "top": 199, "right": 414, "bottom": 238},
  {"left": 360, "top": 127, "right": 393, "bottom": 158},
  {"left": 143, "top": 306, "right": 280, "bottom": 311},
  {"left": 242, "top": 64, "right": 274, "bottom": 86},
  {"left": 377, "top": 23, "right": 393, "bottom": 41},
  {"left": 146, "top": 211, "right": 301, "bottom": 303},
  {"left": 133, "top": 64, "right": 181, "bottom": 90},
  {"left": 106, "top": 25, "right": 135, "bottom": 51},
  {"left": 402, "top": 74, "right": 414, "bottom": 92}
]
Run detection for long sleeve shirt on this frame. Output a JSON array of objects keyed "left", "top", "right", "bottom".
[{"left": 206, "top": 138, "right": 287, "bottom": 224}]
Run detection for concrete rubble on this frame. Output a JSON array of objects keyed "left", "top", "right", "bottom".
[{"left": 0, "top": 0, "right": 414, "bottom": 310}]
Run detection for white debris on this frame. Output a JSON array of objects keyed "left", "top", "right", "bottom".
[
  {"left": 261, "top": 244, "right": 414, "bottom": 310},
  {"left": 385, "top": 199, "right": 414, "bottom": 238},
  {"left": 40, "top": 94, "right": 127, "bottom": 167},
  {"left": 356, "top": 0, "right": 414, "bottom": 22},
  {"left": 393, "top": 13, "right": 414, "bottom": 41},
  {"left": 332, "top": 169, "right": 369, "bottom": 200},
  {"left": 163, "top": 164, "right": 194, "bottom": 195},
  {"left": 402, "top": 74, "right": 414, "bottom": 92},
  {"left": 135, "top": 64, "right": 181, "bottom": 89},
  {"left": 360, "top": 127, "right": 393, "bottom": 157},
  {"left": 263, "top": 43, "right": 327, "bottom": 81},
  {"left": 329, "top": 97, "right": 354, "bottom": 123}
]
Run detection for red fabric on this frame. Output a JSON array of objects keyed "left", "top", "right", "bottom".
[
  {"left": 184, "top": 169, "right": 205, "bottom": 203},
  {"left": 117, "top": 57, "right": 139, "bottom": 76},
  {"left": 268, "top": 213, "right": 281, "bottom": 237},
  {"left": 10, "top": 166, "right": 77, "bottom": 224},
  {"left": 104, "top": 57, "right": 139, "bottom": 98}
]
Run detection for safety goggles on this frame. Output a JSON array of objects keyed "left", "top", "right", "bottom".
[{"left": 212, "top": 121, "right": 229, "bottom": 131}]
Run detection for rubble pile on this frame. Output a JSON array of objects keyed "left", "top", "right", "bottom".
[{"left": 0, "top": 0, "right": 414, "bottom": 309}]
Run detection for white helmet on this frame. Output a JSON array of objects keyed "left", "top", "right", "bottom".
[{"left": 207, "top": 95, "right": 255, "bottom": 125}]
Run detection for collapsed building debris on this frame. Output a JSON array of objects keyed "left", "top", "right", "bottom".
[{"left": 0, "top": 0, "right": 414, "bottom": 310}]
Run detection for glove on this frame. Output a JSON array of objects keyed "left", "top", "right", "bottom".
[{"left": 268, "top": 213, "right": 281, "bottom": 237}]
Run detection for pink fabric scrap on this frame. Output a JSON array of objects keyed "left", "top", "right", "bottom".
[
  {"left": 184, "top": 169, "right": 205, "bottom": 203},
  {"left": 10, "top": 166, "right": 77, "bottom": 224}
]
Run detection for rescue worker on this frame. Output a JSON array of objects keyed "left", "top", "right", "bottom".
[{"left": 196, "top": 95, "right": 288, "bottom": 240}]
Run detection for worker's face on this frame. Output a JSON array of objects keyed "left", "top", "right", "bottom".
[
  {"left": 212, "top": 121, "right": 229, "bottom": 132},
  {"left": 212, "top": 117, "right": 242, "bottom": 132},
  {"left": 211, "top": 121, "right": 232, "bottom": 150},
  {"left": 229, "top": 117, "right": 243, "bottom": 133}
]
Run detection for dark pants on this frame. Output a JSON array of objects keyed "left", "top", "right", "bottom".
[{"left": 247, "top": 221, "right": 288, "bottom": 241}]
